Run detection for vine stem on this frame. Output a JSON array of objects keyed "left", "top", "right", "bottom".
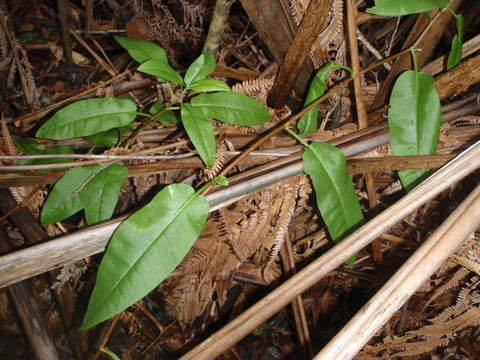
[{"left": 201, "top": 46, "right": 412, "bottom": 196}]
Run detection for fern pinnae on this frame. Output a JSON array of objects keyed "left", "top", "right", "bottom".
[{"left": 390, "top": 338, "right": 450, "bottom": 358}]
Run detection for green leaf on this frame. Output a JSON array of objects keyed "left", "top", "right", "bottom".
[
  {"left": 189, "top": 79, "right": 230, "bottom": 93},
  {"left": 84, "top": 126, "right": 130, "bottom": 147},
  {"left": 366, "top": 0, "right": 450, "bottom": 16},
  {"left": 82, "top": 164, "right": 128, "bottom": 225},
  {"left": 114, "top": 36, "right": 168, "bottom": 64},
  {"left": 447, "top": 12, "right": 463, "bottom": 71},
  {"left": 301, "top": 142, "right": 364, "bottom": 266},
  {"left": 138, "top": 59, "right": 184, "bottom": 85},
  {"left": 81, "top": 183, "right": 209, "bottom": 329},
  {"left": 388, "top": 70, "right": 441, "bottom": 191},
  {"left": 214, "top": 176, "right": 229, "bottom": 186},
  {"left": 149, "top": 102, "right": 178, "bottom": 125},
  {"left": 190, "top": 92, "right": 271, "bottom": 126},
  {"left": 298, "top": 62, "right": 349, "bottom": 135},
  {"left": 11, "top": 137, "right": 42, "bottom": 154},
  {"left": 15, "top": 146, "right": 74, "bottom": 173},
  {"left": 36, "top": 98, "right": 137, "bottom": 140},
  {"left": 41, "top": 165, "right": 100, "bottom": 225},
  {"left": 184, "top": 53, "right": 215, "bottom": 87},
  {"left": 181, "top": 104, "right": 216, "bottom": 168},
  {"left": 100, "top": 348, "right": 120, "bottom": 360}
]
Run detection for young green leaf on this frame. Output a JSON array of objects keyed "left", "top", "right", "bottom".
[
  {"left": 138, "top": 59, "right": 184, "bottom": 85},
  {"left": 388, "top": 70, "right": 441, "bottom": 191},
  {"left": 81, "top": 183, "right": 209, "bottom": 329},
  {"left": 301, "top": 141, "right": 364, "bottom": 266},
  {"left": 11, "top": 137, "right": 42, "bottom": 154},
  {"left": 82, "top": 164, "right": 128, "bottom": 225},
  {"left": 36, "top": 98, "right": 137, "bottom": 140},
  {"left": 149, "top": 102, "right": 178, "bottom": 125},
  {"left": 114, "top": 36, "right": 168, "bottom": 64},
  {"left": 298, "top": 62, "right": 350, "bottom": 135},
  {"left": 189, "top": 79, "right": 230, "bottom": 93},
  {"left": 447, "top": 12, "right": 464, "bottom": 70},
  {"left": 100, "top": 348, "right": 120, "bottom": 360},
  {"left": 41, "top": 165, "right": 100, "bottom": 225},
  {"left": 366, "top": 0, "right": 450, "bottom": 16},
  {"left": 15, "top": 146, "right": 74, "bottom": 173},
  {"left": 184, "top": 53, "right": 215, "bottom": 87},
  {"left": 190, "top": 92, "right": 271, "bottom": 126},
  {"left": 181, "top": 104, "right": 216, "bottom": 168},
  {"left": 214, "top": 176, "right": 229, "bottom": 186}
]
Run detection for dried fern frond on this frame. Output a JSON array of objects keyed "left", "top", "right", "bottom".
[
  {"left": 450, "top": 116, "right": 480, "bottom": 126},
  {"left": 203, "top": 141, "right": 227, "bottom": 180},
  {"left": 390, "top": 337, "right": 451, "bottom": 358},
  {"left": 414, "top": 307, "right": 480, "bottom": 338},
  {"left": 289, "top": 0, "right": 345, "bottom": 67}
]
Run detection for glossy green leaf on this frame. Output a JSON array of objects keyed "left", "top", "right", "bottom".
[
  {"left": 366, "top": 0, "right": 450, "bottom": 16},
  {"left": 15, "top": 145, "right": 74, "bottom": 173},
  {"left": 36, "top": 98, "right": 137, "bottom": 140},
  {"left": 84, "top": 126, "right": 130, "bottom": 147},
  {"left": 41, "top": 165, "right": 100, "bottom": 225},
  {"left": 298, "top": 62, "right": 349, "bottom": 135},
  {"left": 190, "top": 92, "right": 271, "bottom": 126},
  {"left": 189, "top": 79, "right": 230, "bottom": 93},
  {"left": 149, "top": 102, "right": 178, "bottom": 124},
  {"left": 181, "top": 104, "right": 216, "bottom": 168},
  {"left": 388, "top": 70, "right": 441, "bottom": 191},
  {"left": 447, "top": 12, "right": 464, "bottom": 70},
  {"left": 138, "top": 59, "right": 184, "bottom": 85},
  {"left": 11, "top": 137, "right": 42, "bottom": 154},
  {"left": 81, "top": 183, "right": 209, "bottom": 329},
  {"left": 301, "top": 141, "right": 364, "bottom": 266},
  {"left": 114, "top": 36, "right": 168, "bottom": 64},
  {"left": 82, "top": 164, "right": 128, "bottom": 225},
  {"left": 184, "top": 53, "right": 215, "bottom": 87}
]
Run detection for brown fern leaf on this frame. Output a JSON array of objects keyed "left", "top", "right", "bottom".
[
  {"left": 390, "top": 337, "right": 451, "bottom": 358},
  {"left": 289, "top": 0, "right": 345, "bottom": 68},
  {"left": 450, "top": 116, "right": 480, "bottom": 126},
  {"left": 425, "top": 267, "right": 471, "bottom": 307},
  {"left": 203, "top": 141, "right": 227, "bottom": 180},
  {"left": 414, "top": 307, "right": 480, "bottom": 338},
  {"left": 231, "top": 77, "right": 274, "bottom": 107},
  {"left": 455, "top": 255, "right": 480, "bottom": 276},
  {"left": 265, "top": 180, "right": 299, "bottom": 263}
]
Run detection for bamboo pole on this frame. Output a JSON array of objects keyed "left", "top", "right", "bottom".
[
  {"left": 315, "top": 184, "right": 480, "bottom": 360},
  {"left": 178, "top": 140, "right": 480, "bottom": 360}
]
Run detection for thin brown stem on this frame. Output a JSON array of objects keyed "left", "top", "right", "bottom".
[
  {"left": 92, "top": 314, "right": 121, "bottom": 360},
  {"left": 0, "top": 185, "right": 43, "bottom": 222},
  {"left": 346, "top": 0, "right": 382, "bottom": 263}
]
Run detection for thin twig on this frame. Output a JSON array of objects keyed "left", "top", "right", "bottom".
[
  {"left": 92, "top": 314, "right": 121, "bottom": 360},
  {"left": 0, "top": 185, "right": 43, "bottom": 222},
  {"left": 61, "top": 162, "right": 115, "bottom": 202},
  {"left": 346, "top": 0, "right": 383, "bottom": 263}
]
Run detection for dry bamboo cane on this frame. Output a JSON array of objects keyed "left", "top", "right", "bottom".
[
  {"left": 315, "top": 183, "right": 480, "bottom": 360},
  {"left": 0, "top": 123, "right": 387, "bottom": 288},
  {"left": 179, "top": 140, "right": 480, "bottom": 360}
]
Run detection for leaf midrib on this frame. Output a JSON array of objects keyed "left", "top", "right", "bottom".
[
  {"left": 306, "top": 145, "right": 356, "bottom": 238},
  {"left": 89, "top": 188, "right": 204, "bottom": 317}
]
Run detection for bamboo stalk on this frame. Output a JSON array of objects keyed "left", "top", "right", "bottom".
[
  {"left": 315, "top": 183, "right": 480, "bottom": 360},
  {"left": 178, "top": 140, "right": 480, "bottom": 360},
  {"left": 0, "top": 135, "right": 477, "bottom": 288}
]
